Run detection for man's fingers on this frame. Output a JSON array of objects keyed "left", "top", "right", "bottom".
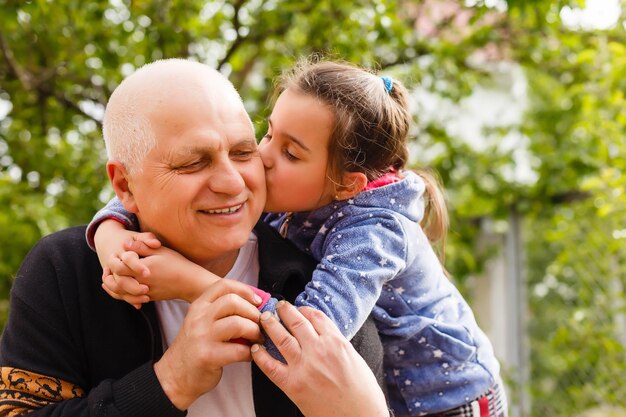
[
  {"left": 212, "top": 315, "right": 262, "bottom": 343},
  {"left": 275, "top": 301, "right": 318, "bottom": 345},
  {"left": 204, "top": 292, "right": 262, "bottom": 323},
  {"left": 251, "top": 344, "right": 288, "bottom": 386},
  {"left": 207, "top": 343, "right": 254, "bottom": 367},
  {"left": 259, "top": 309, "right": 301, "bottom": 363},
  {"left": 197, "top": 280, "right": 262, "bottom": 309},
  {"left": 297, "top": 306, "right": 339, "bottom": 336}
]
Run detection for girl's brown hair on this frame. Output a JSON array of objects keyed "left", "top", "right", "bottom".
[{"left": 275, "top": 58, "right": 449, "bottom": 255}]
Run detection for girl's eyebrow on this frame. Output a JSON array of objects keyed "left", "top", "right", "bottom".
[{"left": 267, "top": 117, "right": 311, "bottom": 152}]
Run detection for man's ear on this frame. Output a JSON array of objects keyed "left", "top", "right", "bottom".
[
  {"left": 106, "top": 161, "right": 139, "bottom": 213},
  {"left": 336, "top": 171, "right": 368, "bottom": 201}
]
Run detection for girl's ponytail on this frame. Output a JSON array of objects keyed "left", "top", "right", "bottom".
[{"left": 416, "top": 169, "right": 449, "bottom": 264}]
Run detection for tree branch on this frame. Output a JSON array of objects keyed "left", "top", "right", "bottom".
[
  {"left": 51, "top": 90, "right": 103, "bottom": 128},
  {"left": 218, "top": 0, "right": 317, "bottom": 70},
  {"left": 0, "top": 31, "right": 34, "bottom": 90}
]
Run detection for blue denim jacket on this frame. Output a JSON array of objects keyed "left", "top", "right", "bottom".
[
  {"left": 264, "top": 171, "right": 500, "bottom": 416},
  {"left": 87, "top": 171, "right": 501, "bottom": 416}
]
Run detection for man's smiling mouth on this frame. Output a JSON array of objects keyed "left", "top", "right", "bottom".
[{"left": 200, "top": 204, "right": 243, "bottom": 214}]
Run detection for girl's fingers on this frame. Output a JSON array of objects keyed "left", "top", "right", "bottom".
[
  {"left": 123, "top": 236, "right": 161, "bottom": 255},
  {"left": 102, "top": 274, "right": 150, "bottom": 304},
  {"left": 118, "top": 251, "right": 151, "bottom": 278},
  {"left": 108, "top": 255, "right": 135, "bottom": 277},
  {"left": 101, "top": 277, "right": 122, "bottom": 300},
  {"left": 101, "top": 266, "right": 112, "bottom": 282},
  {"left": 101, "top": 282, "right": 145, "bottom": 309},
  {"left": 136, "top": 232, "right": 162, "bottom": 248},
  {"left": 108, "top": 272, "right": 149, "bottom": 296}
]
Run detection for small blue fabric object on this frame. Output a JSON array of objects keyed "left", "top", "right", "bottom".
[{"left": 381, "top": 75, "right": 393, "bottom": 93}]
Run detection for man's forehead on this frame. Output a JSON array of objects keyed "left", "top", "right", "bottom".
[{"left": 166, "top": 137, "right": 257, "bottom": 155}]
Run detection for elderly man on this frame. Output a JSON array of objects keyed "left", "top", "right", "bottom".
[{"left": 0, "top": 59, "right": 387, "bottom": 417}]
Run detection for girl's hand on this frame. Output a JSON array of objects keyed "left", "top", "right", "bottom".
[
  {"left": 102, "top": 246, "right": 158, "bottom": 309},
  {"left": 124, "top": 245, "right": 222, "bottom": 303},
  {"left": 102, "top": 264, "right": 150, "bottom": 309},
  {"left": 93, "top": 219, "right": 161, "bottom": 271},
  {"left": 94, "top": 220, "right": 161, "bottom": 308}
]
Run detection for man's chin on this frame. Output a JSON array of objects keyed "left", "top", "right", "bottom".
[{"left": 194, "top": 233, "right": 251, "bottom": 257}]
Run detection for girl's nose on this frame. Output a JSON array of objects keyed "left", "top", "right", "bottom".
[{"left": 258, "top": 140, "right": 273, "bottom": 169}]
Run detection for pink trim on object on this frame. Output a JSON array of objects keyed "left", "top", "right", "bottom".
[
  {"left": 249, "top": 286, "right": 272, "bottom": 310},
  {"left": 363, "top": 172, "right": 400, "bottom": 191},
  {"left": 86, "top": 216, "right": 129, "bottom": 248}
]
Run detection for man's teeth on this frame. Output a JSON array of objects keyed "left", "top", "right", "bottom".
[{"left": 204, "top": 204, "right": 242, "bottom": 214}]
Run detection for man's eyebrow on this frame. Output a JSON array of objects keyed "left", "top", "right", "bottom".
[
  {"left": 267, "top": 118, "right": 311, "bottom": 152},
  {"left": 170, "top": 145, "right": 212, "bottom": 157},
  {"left": 170, "top": 137, "right": 255, "bottom": 157},
  {"left": 233, "top": 137, "right": 258, "bottom": 147}
]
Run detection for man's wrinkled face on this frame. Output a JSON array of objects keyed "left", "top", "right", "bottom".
[{"left": 127, "top": 84, "right": 266, "bottom": 270}]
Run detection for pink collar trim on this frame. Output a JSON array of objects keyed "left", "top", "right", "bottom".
[{"left": 363, "top": 171, "right": 400, "bottom": 191}]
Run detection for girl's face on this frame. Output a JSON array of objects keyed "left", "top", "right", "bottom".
[{"left": 259, "top": 88, "right": 336, "bottom": 213}]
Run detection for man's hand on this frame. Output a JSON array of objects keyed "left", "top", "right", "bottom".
[
  {"left": 153, "top": 279, "right": 263, "bottom": 411},
  {"left": 252, "top": 302, "right": 390, "bottom": 417}
]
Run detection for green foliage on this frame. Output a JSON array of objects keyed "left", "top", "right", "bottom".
[
  {"left": 520, "top": 7, "right": 626, "bottom": 413},
  {"left": 526, "top": 171, "right": 626, "bottom": 415}
]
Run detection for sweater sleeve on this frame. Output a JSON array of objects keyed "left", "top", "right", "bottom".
[
  {"left": 85, "top": 197, "right": 140, "bottom": 251},
  {"left": 0, "top": 230, "right": 185, "bottom": 417}
]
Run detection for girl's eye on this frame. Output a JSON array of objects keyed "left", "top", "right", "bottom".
[
  {"left": 262, "top": 133, "right": 272, "bottom": 142},
  {"left": 283, "top": 149, "right": 299, "bottom": 161}
]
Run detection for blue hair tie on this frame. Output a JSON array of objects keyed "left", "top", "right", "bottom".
[{"left": 381, "top": 76, "right": 393, "bottom": 93}]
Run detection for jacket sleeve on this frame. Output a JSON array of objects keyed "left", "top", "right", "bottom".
[
  {"left": 261, "top": 214, "right": 407, "bottom": 340},
  {"left": 0, "top": 231, "right": 184, "bottom": 417},
  {"left": 85, "top": 197, "right": 140, "bottom": 251},
  {"left": 0, "top": 360, "right": 182, "bottom": 417}
]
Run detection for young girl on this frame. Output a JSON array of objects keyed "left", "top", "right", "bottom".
[{"left": 88, "top": 60, "right": 507, "bottom": 417}]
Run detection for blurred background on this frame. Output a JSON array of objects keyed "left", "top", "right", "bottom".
[{"left": 1, "top": 0, "right": 625, "bottom": 416}]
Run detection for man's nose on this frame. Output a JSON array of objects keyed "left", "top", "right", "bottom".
[{"left": 209, "top": 160, "right": 245, "bottom": 194}]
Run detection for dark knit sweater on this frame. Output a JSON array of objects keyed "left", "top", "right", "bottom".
[{"left": 0, "top": 223, "right": 384, "bottom": 416}]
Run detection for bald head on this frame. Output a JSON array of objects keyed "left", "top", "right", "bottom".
[{"left": 103, "top": 59, "right": 250, "bottom": 175}]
